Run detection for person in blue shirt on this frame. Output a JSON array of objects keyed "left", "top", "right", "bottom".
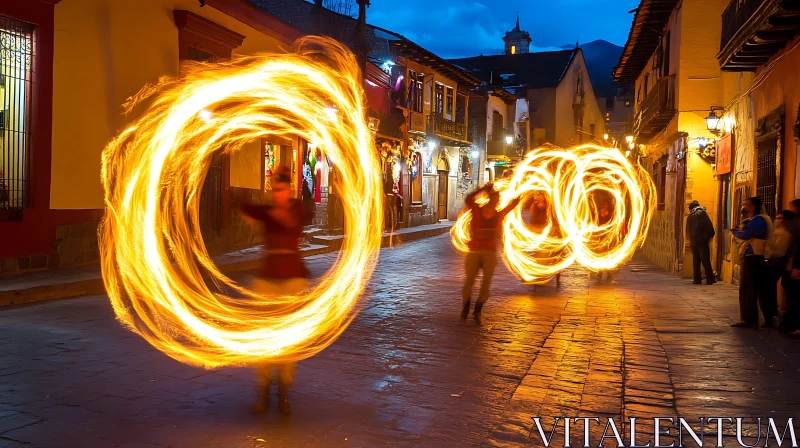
[{"left": 731, "top": 196, "right": 774, "bottom": 328}]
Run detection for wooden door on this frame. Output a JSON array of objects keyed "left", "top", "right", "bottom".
[{"left": 438, "top": 171, "right": 448, "bottom": 220}]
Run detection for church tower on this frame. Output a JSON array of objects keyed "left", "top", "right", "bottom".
[{"left": 502, "top": 14, "right": 532, "bottom": 55}]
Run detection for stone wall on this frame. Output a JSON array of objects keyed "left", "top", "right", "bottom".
[
  {"left": 313, "top": 186, "right": 328, "bottom": 229},
  {"left": 408, "top": 203, "right": 437, "bottom": 227},
  {"left": 642, "top": 173, "right": 680, "bottom": 274},
  {"left": 0, "top": 221, "right": 102, "bottom": 276},
  {"left": 0, "top": 187, "right": 265, "bottom": 276}
]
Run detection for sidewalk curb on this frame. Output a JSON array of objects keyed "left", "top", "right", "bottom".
[{"left": 0, "top": 223, "right": 453, "bottom": 308}]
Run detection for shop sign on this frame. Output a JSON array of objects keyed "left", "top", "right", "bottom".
[{"left": 716, "top": 133, "right": 732, "bottom": 175}]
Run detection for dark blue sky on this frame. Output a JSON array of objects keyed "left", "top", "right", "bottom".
[{"left": 367, "top": 0, "right": 639, "bottom": 58}]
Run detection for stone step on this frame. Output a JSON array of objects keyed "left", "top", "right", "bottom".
[{"left": 302, "top": 228, "right": 324, "bottom": 241}]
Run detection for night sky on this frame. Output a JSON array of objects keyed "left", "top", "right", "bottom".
[{"left": 367, "top": 0, "right": 640, "bottom": 58}]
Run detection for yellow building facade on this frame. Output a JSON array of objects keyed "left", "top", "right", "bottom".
[
  {"left": 615, "top": 0, "right": 731, "bottom": 276},
  {"left": 0, "top": 0, "right": 308, "bottom": 273}
]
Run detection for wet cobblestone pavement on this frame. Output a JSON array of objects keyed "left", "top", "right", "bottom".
[{"left": 1, "top": 235, "right": 800, "bottom": 447}]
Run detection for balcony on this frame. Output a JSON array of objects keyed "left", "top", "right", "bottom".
[
  {"left": 718, "top": 0, "right": 800, "bottom": 71},
  {"left": 431, "top": 115, "right": 470, "bottom": 144},
  {"left": 633, "top": 75, "right": 676, "bottom": 142},
  {"left": 409, "top": 111, "right": 426, "bottom": 134}
]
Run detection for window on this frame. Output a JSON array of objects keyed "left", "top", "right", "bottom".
[
  {"left": 408, "top": 70, "right": 422, "bottom": 112},
  {"left": 624, "top": 100, "right": 631, "bottom": 107},
  {"left": 445, "top": 86, "right": 454, "bottom": 120},
  {"left": 492, "top": 111, "right": 504, "bottom": 142},
  {"left": 662, "top": 31, "right": 671, "bottom": 77},
  {"left": 589, "top": 124, "right": 596, "bottom": 139},
  {"left": 0, "top": 16, "right": 34, "bottom": 221},
  {"left": 655, "top": 162, "right": 666, "bottom": 210},
  {"left": 644, "top": 74, "right": 650, "bottom": 95},
  {"left": 511, "top": 45, "right": 516, "bottom": 55},
  {"left": 407, "top": 71, "right": 424, "bottom": 113},
  {"left": 434, "top": 83, "right": 444, "bottom": 116},
  {"left": 756, "top": 136, "right": 780, "bottom": 219}
]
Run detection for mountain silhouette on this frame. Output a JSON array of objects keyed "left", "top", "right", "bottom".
[{"left": 561, "top": 40, "right": 624, "bottom": 99}]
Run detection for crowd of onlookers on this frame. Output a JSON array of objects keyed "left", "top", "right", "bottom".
[{"left": 687, "top": 197, "right": 800, "bottom": 333}]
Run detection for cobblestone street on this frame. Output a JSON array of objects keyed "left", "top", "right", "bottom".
[{"left": 2, "top": 234, "right": 800, "bottom": 447}]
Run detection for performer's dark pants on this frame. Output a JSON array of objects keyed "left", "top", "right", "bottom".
[
  {"left": 691, "top": 239, "right": 714, "bottom": 283},
  {"left": 739, "top": 255, "right": 765, "bottom": 325},
  {"left": 462, "top": 251, "right": 498, "bottom": 305}
]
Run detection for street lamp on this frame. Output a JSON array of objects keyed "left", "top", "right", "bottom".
[
  {"left": 625, "top": 135, "right": 634, "bottom": 145},
  {"left": 505, "top": 135, "right": 513, "bottom": 145},
  {"left": 603, "top": 133, "right": 609, "bottom": 141},
  {"left": 427, "top": 140, "right": 436, "bottom": 151},
  {"left": 705, "top": 109, "right": 721, "bottom": 134}
]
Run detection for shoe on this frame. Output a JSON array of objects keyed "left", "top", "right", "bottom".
[
  {"left": 473, "top": 302, "right": 483, "bottom": 324},
  {"left": 278, "top": 390, "right": 292, "bottom": 415},
  {"left": 706, "top": 280, "right": 716, "bottom": 285},
  {"left": 730, "top": 321, "right": 751, "bottom": 328},
  {"left": 692, "top": 280, "right": 703, "bottom": 285},
  {"left": 460, "top": 300, "right": 471, "bottom": 321}
]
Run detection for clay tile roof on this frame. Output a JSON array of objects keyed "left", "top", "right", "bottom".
[
  {"left": 612, "top": 0, "right": 679, "bottom": 83},
  {"left": 448, "top": 50, "right": 577, "bottom": 89}
]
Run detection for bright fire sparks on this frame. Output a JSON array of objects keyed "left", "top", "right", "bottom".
[
  {"left": 451, "top": 144, "right": 656, "bottom": 284},
  {"left": 100, "top": 37, "right": 383, "bottom": 368}
]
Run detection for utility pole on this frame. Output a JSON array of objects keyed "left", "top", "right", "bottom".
[{"left": 355, "top": 0, "right": 370, "bottom": 76}]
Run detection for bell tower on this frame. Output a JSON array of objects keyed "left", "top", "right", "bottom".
[{"left": 503, "top": 14, "right": 532, "bottom": 55}]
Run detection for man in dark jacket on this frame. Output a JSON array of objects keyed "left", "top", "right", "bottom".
[{"left": 686, "top": 200, "right": 716, "bottom": 285}]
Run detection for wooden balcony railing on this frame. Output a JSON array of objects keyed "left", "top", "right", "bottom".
[
  {"left": 717, "top": 0, "right": 800, "bottom": 70},
  {"left": 634, "top": 75, "right": 676, "bottom": 142},
  {"left": 720, "top": 0, "right": 767, "bottom": 51},
  {"left": 431, "top": 115, "right": 469, "bottom": 143}
]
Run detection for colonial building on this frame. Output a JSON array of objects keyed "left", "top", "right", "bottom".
[
  {"left": 451, "top": 19, "right": 605, "bottom": 150},
  {"left": 253, "top": 0, "right": 481, "bottom": 224},
  {"left": 0, "top": 0, "right": 397, "bottom": 274},
  {"left": 613, "top": 0, "right": 732, "bottom": 277},
  {"left": 713, "top": 0, "right": 800, "bottom": 284},
  {"left": 468, "top": 87, "right": 530, "bottom": 182}
]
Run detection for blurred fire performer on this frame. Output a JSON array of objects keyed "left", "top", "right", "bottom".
[
  {"left": 240, "top": 165, "right": 312, "bottom": 415},
  {"left": 461, "top": 183, "right": 521, "bottom": 322},
  {"left": 594, "top": 198, "right": 618, "bottom": 283},
  {"left": 529, "top": 192, "right": 561, "bottom": 288}
]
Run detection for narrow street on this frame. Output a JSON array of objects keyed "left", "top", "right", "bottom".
[{"left": 2, "top": 235, "right": 799, "bottom": 447}]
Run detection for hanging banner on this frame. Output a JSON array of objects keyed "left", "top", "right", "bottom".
[{"left": 716, "top": 133, "right": 732, "bottom": 175}]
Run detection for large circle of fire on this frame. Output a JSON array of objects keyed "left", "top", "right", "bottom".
[
  {"left": 100, "top": 37, "right": 383, "bottom": 368},
  {"left": 451, "top": 144, "right": 656, "bottom": 284}
]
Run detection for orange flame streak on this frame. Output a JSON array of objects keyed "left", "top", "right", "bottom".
[
  {"left": 100, "top": 37, "right": 383, "bottom": 368},
  {"left": 451, "top": 144, "right": 656, "bottom": 284}
]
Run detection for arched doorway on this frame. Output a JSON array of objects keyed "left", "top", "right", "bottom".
[{"left": 436, "top": 153, "right": 450, "bottom": 220}]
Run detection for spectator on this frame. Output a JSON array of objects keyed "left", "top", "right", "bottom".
[
  {"left": 731, "top": 197, "right": 774, "bottom": 328},
  {"left": 686, "top": 200, "right": 716, "bottom": 285},
  {"left": 781, "top": 202, "right": 800, "bottom": 333}
]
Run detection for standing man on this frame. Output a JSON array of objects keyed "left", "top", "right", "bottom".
[
  {"left": 731, "top": 197, "right": 774, "bottom": 328},
  {"left": 686, "top": 200, "right": 716, "bottom": 285},
  {"left": 461, "top": 183, "right": 520, "bottom": 323}
]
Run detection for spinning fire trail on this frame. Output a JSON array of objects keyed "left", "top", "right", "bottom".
[
  {"left": 451, "top": 144, "right": 657, "bottom": 284},
  {"left": 99, "top": 37, "right": 383, "bottom": 368}
]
